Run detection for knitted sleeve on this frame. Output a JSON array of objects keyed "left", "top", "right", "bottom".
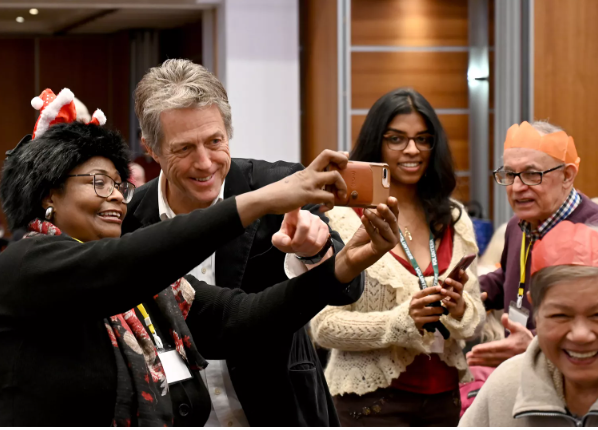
[
  {"left": 311, "top": 294, "right": 435, "bottom": 353},
  {"left": 441, "top": 269, "right": 485, "bottom": 340},
  {"left": 311, "top": 207, "right": 438, "bottom": 352},
  {"left": 441, "top": 212, "right": 485, "bottom": 340}
]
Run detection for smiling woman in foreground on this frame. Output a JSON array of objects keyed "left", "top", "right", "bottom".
[
  {"left": 460, "top": 221, "right": 598, "bottom": 427},
  {"left": 0, "top": 90, "right": 400, "bottom": 426}
]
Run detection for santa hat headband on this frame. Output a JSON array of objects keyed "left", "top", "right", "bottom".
[
  {"left": 504, "top": 121, "right": 580, "bottom": 169},
  {"left": 30, "top": 88, "right": 106, "bottom": 140},
  {"left": 531, "top": 221, "right": 598, "bottom": 276}
]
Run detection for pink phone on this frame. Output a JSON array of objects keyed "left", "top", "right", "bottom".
[{"left": 445, "top": 253, "right": 476, "bottom": 282}]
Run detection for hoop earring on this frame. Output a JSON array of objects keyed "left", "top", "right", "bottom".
[{"left": 45, "top": 207, "right": 55, "bottom": 220}]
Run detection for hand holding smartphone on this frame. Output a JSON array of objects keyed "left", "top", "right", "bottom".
[
  {"left": 445, "top": 253, "right": 477, "bottom": 283},
  {"left": 326, "top": 161, "right": 390, "bottom": 208},
  {"left": 424, "top": 254, "right": 477, "bottom": 338}
]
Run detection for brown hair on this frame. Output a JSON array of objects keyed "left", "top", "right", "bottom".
[{"left": 134, "top": 59, "right": 232, "bottom": 153}]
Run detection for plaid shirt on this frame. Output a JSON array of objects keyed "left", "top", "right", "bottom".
[{"left": 519, "top": 188, "right": 581, "bottom": 242}]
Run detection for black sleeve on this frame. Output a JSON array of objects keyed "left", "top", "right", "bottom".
[
  {"left": 0, "top": 197, "right": 244, "bottom": 319},
  {"left": 301, "top": 204, "right": 365, "bottom": 306},
  {"left": 249, "top": 160, "right": 365, "bottom": 306},
  {"left": 184, "top": 255, "right": 350, "bottom": 358}
]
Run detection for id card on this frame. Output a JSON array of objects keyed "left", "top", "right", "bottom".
[
  {"left": 158, "top": 349, "right": 193, "bottom": 384},
  {"left": 430, "top": 329, "right": 445, "bottom": 354},
  {"left": 508, "top": 300, "right": 530, "bottom": 328}
]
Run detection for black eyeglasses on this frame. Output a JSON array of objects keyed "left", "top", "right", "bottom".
[
  {"left": 382, "top": 134, "right": 435, "bottom": 152},
  {"left": 493, "top": 164, "right": 565, "bottom": 186},
  {"left": 67, "top": 174, "right": 136, "bottom": 203}
]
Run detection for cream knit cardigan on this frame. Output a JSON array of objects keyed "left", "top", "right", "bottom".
[{"left": 311, "top": 205, "right": 485, "bottom": 397}]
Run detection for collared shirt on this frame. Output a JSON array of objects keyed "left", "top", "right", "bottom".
[
  {"left": 157, "top": 171, "right": 248, "bottom": 427},
  {"left": 519, "top": 188, "right": 581, "bottom": 242}
]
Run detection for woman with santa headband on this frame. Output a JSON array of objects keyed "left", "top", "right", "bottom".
[
  {"left": 0, "top": 88, "right": 401, "bottom": 426},
  {"left": 461, "top": 220, "right": 598, "bottom": 426}
]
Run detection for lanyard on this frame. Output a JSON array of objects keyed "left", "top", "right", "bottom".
[
  {"left": 137, "top": 304, "right": 164, "bottom": 350},
  {"left": 518, "top": 234, "right": 533, "bottom": 308},
  {"left": 398, "top": 229, "right": 439, "bottom": 290}
]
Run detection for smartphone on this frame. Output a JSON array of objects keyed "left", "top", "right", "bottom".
[
  {"left": 327, "top": 161, "right": 390, "bottom": 208},
  {"left": 445, "top": 253, "right": 477, "bottom": 282},
  {"left": 426, "top": 253, "right": 476, "bottom": 331}
]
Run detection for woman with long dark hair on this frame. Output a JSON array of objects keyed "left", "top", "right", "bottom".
[{"left": 311, "top": 88, "right": 485, "bottom": 426}]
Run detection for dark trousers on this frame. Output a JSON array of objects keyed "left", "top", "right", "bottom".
[{"left": 333, "top": 386, "right": 461, "bottom": 427}]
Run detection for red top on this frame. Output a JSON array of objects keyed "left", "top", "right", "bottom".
[{"left": 354, "top": 208, "right": 459, "bottom": 394}]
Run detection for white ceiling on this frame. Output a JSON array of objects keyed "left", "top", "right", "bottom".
[{"left": 0, "top": 1, "right": 219, "bottom": 34}]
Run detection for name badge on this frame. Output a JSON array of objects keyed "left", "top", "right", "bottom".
[
  {"left": 158, "top": 349, "right": 193, "bottom": 384},
  {"left": 430, "top": 329, "right": 445, "bottom": 354},
  {"left": 508, "top": 300, "right": 530, "bottom": 328}
]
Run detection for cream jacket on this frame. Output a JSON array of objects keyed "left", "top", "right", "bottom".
[
  {"left": 311, "top": 205, "right": 485, "bottom": 397},
  {"left": 459, "top": 337, "right": 598, "bottom": 426}
]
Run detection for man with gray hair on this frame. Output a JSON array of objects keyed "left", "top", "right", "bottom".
[
  {"left": 467, "top": 120, "right": 598, "bottom": 368},
  {"left": 122, "top": 59, "right": 363, "bottom": 426}
]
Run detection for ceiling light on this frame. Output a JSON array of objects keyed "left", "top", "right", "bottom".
[
  {"left": 29, "top": 8, "right": 39, "bottom": 15},
  {"left": 16, "top": 16, "right": 24, "bottom": 23}
]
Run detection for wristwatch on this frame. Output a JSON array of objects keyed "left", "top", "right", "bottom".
[{"left": 295, "top": 235, "right": 334, "bottom": 265}]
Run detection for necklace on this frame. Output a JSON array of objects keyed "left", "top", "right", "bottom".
[{"left": 399, "top": 204, "right": 422, "bottom": 242}]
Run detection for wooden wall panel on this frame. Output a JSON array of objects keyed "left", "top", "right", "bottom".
[
  {"left": 534, "top": 0, "right": 598, "bottom": 198},
  {"left": 0, "top": 39, "right": 35, "bottom": 159},
  {"left": 453, "top": 176, "right": 470, "bottom": 204},
  {"left": 352, "top": 51, "right": 468, "bottom": 109},
  {"left": 0, "top": 38, "right": 35, "bottom": 235},
  {"left": 300, "top": 0, "right": 338, "bottom": 165},
  {"left": 108, "top": 32, "right": 131, "bottom": 139},
  {"left": 39, "top": 34, "right": 130, "bottom": 140},
  {"left": 40, "top": 37, "right": 112, "bottom": 127},
  {"left": 439, "top": 114, "right": 468, "bottom": 172},
  {"left": 352, "top": 0, "right": 468, "bottom": 46}
]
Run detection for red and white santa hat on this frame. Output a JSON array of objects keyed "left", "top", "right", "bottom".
[{"left": 30, "top": 88, "right": 106, "bottom": 139}]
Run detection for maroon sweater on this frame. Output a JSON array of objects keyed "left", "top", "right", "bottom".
[{"left": 479, "top": 193, "right": 598, "bottom": 330}]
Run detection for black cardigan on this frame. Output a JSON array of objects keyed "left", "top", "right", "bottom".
[{"left": 0, "top": 197, "right": 351, "bottom": 426}]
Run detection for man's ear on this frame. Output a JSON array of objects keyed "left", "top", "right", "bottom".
[
  {"left": 563, "top": 163, "right": 578, "bottom": 187},
  {"left": 142, "top": 137, "right": 161, "bottom": 164}
]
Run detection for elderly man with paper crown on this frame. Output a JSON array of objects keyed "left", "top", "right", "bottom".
[
  {"left": 460, "top": 221, "right": 598, "bottom": 426},
  {"left": 467, "top": 121, "right": 598, "bottom": 368}
]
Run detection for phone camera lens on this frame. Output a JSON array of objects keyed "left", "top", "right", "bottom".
[{"left": 383, "top": 168, "right": 388, "bottom": 179}]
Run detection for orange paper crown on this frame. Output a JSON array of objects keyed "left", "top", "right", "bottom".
[
  {"left": 531, "top": 221, "right": 598, "bottom": 276},
  {"left": 504, "top": 121, "right": 580, "bottom": 169}
]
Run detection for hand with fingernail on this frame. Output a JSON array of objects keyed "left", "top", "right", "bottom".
[{"left": 440, "top": 269, "right": 468, "bottom": 321}]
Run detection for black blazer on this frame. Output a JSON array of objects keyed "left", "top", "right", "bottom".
[{"left": 122, "top": 158, "right": 364, "bottom": 426}]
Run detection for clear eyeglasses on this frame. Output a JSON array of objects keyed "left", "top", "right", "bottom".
[
  {"left": 67, "top": 174, "right": 136, "bottom": 203},
  {"left": 382, "top": 134, "right": 435, "bottom": 152},
  {"left": 493, "top": 164, "right": 565, "bottom": 186}
]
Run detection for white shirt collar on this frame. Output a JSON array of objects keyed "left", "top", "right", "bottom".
[{"left": 158, "top": 170, "right": 226, "bottom": 221}]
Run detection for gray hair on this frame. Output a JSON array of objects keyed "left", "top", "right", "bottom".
[
  {"left": 530, "top": 265, "right": 598, "bottom": 314},
  {"left": 134, "top": 59, "right": 233, "bottom": 153},
  {"left": 530, "top": 120, "right": 564, "bottom": 136}
]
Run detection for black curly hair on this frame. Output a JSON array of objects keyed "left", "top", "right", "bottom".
[
  {"left": 1, "top": 122, "right": 131, "bottom": 231},
  {"left": 350, "top": 87, "right": 461, "bottom": 239}
]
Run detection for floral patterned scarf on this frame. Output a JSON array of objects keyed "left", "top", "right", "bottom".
[{"left": 26, "top": 219, "right": 207, "bottom": 426}]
